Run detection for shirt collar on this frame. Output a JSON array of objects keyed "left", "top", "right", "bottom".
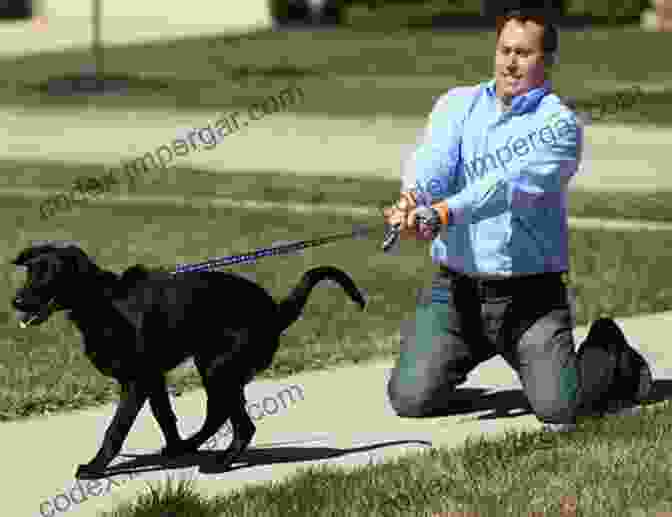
[{"left": 484, "top": 78, "right": 552, "bottom": 114}]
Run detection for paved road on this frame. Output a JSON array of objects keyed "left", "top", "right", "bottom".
[{"left": 2, "top": 106, "right": 671, "bottom": 193}]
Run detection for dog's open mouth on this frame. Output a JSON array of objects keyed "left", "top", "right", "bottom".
[
  {"left": 15, "top": 297, "right": 60, "bottom": 328},
  {"left": 16, "top": 309, "right": 48, "bottom": 328}
]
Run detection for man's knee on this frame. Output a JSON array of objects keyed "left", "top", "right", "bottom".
[
  {"left": 388, "top": 390, "right": 433, "bottom": 417},
  {"left": 387, "top": 375, "right": 459, "bottom": 417},
  {"left": 530, "top": 398, "right": 577, "bottom": 424},
  {"left": 518, "top": 309, "right": 578, "bottom": 423}
]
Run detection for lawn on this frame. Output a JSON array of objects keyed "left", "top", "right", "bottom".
[
  {"left": 4, "top": 160, "right": 672, "bottom": 224},
  {"left": 0, "top": 26, "right": 670, "bottom": 124},
  {"left": 2, "top": 166, "right": 672, "bottom": 422}
]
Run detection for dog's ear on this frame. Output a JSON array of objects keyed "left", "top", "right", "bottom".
[
  {"left": 11, "top": 245, "right": 57, "bottom": 266},
  {"left": 58, "top": 246, "right": 96, "bottom": 275},
  {"left": 10, "top": 240, "right": 83, "bottom": 266}
]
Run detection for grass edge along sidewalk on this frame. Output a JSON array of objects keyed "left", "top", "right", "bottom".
[
  {"left": 36, "top": 384, "right": 305, "bottom": 517},
  {"left": 99, "top": 400, "right": 672, "bottom": 517},
  {"left": 37, "top": 84, "right": 306, "bottom": 221}
]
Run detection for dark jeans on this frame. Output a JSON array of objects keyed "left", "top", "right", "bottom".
[{"left": 387, "top": 268, "right": 615, "bottom": 424}]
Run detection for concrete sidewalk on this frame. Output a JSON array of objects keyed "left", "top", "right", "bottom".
[
  {"left": 2, "top": 106, "right": 671, "bottom": 193},
  {"left": 0, "top": 0, "right": 271, "bottom": 58},
  {"left": 2, "top": 311, "right": 671, "bottom": 517}
]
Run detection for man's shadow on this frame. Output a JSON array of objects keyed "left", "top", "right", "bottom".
[
  {"left": 428, "top": 378, "right": 672, "bottom": 420},
  {"left": 86, "top": 379, "right": 672, "bottom": 480}
]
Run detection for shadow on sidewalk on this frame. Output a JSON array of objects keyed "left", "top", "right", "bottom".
[
  {"left": 87, "top": 439, "right": 433, "bottom": 479},
  {"left": 424, "top": 378, "right": 672, "bottom": 421}
]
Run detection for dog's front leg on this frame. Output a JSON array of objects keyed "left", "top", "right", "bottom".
[
  {"left": 76, "top": 381, "right": 148, "bottom": 479},
  {"left": 146, "top": 376, "right": 184, "bottom": 455}
]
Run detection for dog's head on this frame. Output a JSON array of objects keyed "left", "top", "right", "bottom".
[{"left": 10, "top": 242, "right": 97, "bottom": 328}]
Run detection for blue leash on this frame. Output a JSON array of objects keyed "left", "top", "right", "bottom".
[{"left": 171, "top": 224, "right": 376, "bottom": 274}]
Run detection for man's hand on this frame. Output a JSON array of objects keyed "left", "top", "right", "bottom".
[
  {"left": 382, "top": 195, "right": 451, "bottom": 242},
  {"left": 382, "top": 192, "right": 419, "bottom": 240}
]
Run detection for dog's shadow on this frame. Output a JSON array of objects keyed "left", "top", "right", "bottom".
[
  {"left": 89, "top": 379, "right": 672, "bottom": 480},
  {"left": 90, "top": 438, "right": 433, "bottom": 479}
]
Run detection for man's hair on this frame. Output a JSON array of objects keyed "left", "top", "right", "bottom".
[{"left": 495, "top": 8, "right": 559, "bottom": 59}]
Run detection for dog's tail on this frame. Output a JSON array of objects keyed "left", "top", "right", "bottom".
[{"left": 276, "top": 266, "right": 367, "bottom": 334}]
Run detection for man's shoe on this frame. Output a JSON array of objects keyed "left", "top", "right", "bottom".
[
  {"left": 542, "top": 422, "right": 577, "bottom": 433},
  {"left": 578, "top": 318, "right": 653, "bottom": 415}
]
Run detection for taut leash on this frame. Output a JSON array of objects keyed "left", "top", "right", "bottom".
[{"left": 172, "top": 224, "right": 377, "bottom": 274}]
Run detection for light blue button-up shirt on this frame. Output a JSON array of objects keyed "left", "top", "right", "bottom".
[{"left": 402, "top": 79, "right": 583, "bottom": 277}]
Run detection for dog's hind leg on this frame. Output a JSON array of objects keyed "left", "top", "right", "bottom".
[
  {"left": 169, "top": 354, "right": 243, "bottom": 455},
  {"left": 215, "top": 386, "right": 256, "bottom": 469},
  {"left": 76, "top": 380, "right": 149, "bottom": 479},
  {"left": 171, "top": 382, "right": 234, "bottom": 455}
]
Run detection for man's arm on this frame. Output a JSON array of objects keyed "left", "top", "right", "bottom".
[
  {"left": 432, "top": 111, "right": 582, "bottom": 227},
  {"left": 386, "top": 87, "right": 475, "bottom": 235},
  {"left": 402, "top": 88, "right": 472, "bottom": 199}
]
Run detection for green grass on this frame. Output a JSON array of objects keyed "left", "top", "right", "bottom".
[
  {"left": 0, "top": 26, "right": 671, "bottom": 123},
  {"left": 4, "top": 160, "right": 672, "bottom": 223},
  {"left": 99, "top": 401, "right": 672, "bottom": 517},
  {"left": 2, "top": 166, "right": 672, "bottom": 422}
]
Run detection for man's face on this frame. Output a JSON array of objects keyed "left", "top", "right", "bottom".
[{"left": 495, "top": 18, "right": 548, "bottom": 103}]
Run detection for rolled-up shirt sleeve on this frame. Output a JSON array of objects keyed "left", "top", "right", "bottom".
[
  {"left": 401, "top": 88, "right": 473, "bottom": 200},
  {"left": 444, "top": 111, "right": 582, "bottom": 225}
]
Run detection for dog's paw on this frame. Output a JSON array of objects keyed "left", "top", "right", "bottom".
[
  {"left": 214, "top": 450, "right": 241, "bottom": 470},
  {"left": 215, "top": 442, "right": 248, "bottom": 470},
  {"left": 159, "top": 443, "right": 182, "bottom": 457},
  {"left": 75, "top": 463, "right": 107, "bottom": 480},
  {"left": 160, "top": 441, "right": 198, "bottom": 458}
]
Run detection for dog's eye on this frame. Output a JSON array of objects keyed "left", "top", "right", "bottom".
[
  {"left": 31, "top": 262, "right": 47, "bottom": 275},
  {"left": 23, "top": 264, "right": 45, "bottom": 285}
]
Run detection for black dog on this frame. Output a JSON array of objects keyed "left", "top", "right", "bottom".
[{"left": 10, "top": 243, "right": 366, "bottom": 479}]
